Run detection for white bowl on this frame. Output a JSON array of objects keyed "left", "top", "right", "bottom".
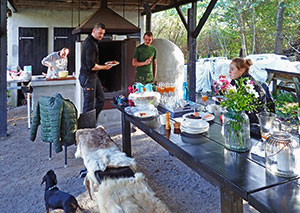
[
  {"left": 128, "top": 92, "right": 161, "bottom": 107},
  {"left": 58, "top": 71, "right": 68, "bottom": 78}
]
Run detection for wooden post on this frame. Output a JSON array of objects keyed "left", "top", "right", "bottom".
[
  {"left": 220, "top": 185, "right": 243, "bottom": 213},
  {"left": 187, "top": 3, "right": 197, "bottom": 101},
  {"left": 0, "top": 0, "right": 7, "bottom": 137},
  {"left": 144, "top": 3, "right": 152, "bottom": 32}
]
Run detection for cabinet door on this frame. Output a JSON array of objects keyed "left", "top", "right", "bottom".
[
  {"left": 19, "top": 27, "right": 48, "bottom": 75},
  {"left": 54, "top": 28, "right": 76, "bottom": 75}
]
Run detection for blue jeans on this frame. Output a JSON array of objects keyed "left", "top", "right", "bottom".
[{"left": 79, "top": 73, "right": 105, "bottom": 119}]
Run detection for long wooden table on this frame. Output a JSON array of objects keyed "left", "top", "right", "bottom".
[{"left": 114, "top": 103, "right": 300, "bottom": 213}]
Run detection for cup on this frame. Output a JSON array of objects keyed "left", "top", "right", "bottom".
[
  {"left": 145, "top": 83, "right": 153, "bottom": 92},
  {"left": 159, "top": 114, "right": 166, "bottom": 125},
  {"left": 207, "top": 104, "right": 215, "bottom": 114},
  {"left": 173, "top": 121, "right": 181, "bottom": 129},
  {"left": 258, "top": 111, "right": 281, "bottom": 141}
]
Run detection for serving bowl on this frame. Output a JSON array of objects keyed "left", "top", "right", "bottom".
[
  {"left": 58, "top": 71, "right": 68, "bottom": 78},
  {"left": 128, "top": 92, "right": 161, "bottom": 107}
]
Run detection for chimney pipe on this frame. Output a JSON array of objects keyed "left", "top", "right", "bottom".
[{"left": 101, "top": 0, "right": 107, "bottom": 8}]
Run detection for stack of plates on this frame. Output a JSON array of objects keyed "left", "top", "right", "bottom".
[{"left": 180, "top": 119, "right": 209, "bottom": 134}]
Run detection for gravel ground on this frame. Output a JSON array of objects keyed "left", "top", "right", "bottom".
[{"left": 0, "top": 106, "right": 258, "bottom": 213}]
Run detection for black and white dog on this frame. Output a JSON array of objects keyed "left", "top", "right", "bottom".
[{"left": 41, "top": 170, "right": 82, "bottom": 213}]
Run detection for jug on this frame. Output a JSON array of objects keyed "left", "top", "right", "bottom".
[
  {"left": 144, "top": 83, "right": 153, "bottom": 92},
  {"left": 258, "top": 111, "right": 281, "bottom": 141},
  {"left": 134, "top": 82, "right": 144, "bottom": 93}
]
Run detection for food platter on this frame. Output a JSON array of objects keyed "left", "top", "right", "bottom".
[
  {"left": 105, "top": 60, "right": 120, "bottom": 66},
  {"left": 133, "top": 110, "right": 157, "bottom": 119},
  {"left": 183, "top": 112, "right": 215, "bottom": 122}
]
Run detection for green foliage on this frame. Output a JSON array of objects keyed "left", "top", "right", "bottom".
[
  {"left": 152, "top": 0, "right": 300, "bottom": 60},
  {"left": 274, "top": 91, "right": 298, "bottom": 122}
]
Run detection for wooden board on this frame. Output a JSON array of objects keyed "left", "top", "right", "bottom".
[{"left": 46, "top": 76, "right": 76, "bottom": 81}]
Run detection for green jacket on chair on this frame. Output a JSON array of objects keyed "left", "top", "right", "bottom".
[{"left": 30, "top": 93, "right": 78, "bottom": 153}]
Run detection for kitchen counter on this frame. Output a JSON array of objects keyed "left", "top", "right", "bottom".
[{"left": 31, "top": 75, "right": 77, "bottom": 110}]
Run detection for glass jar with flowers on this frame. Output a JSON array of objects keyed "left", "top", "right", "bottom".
[{"left": 215, "top": 77, "right": 261, "bottom": 152}]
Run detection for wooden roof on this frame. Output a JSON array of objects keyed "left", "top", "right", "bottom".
[{"left": 8, "top": 0, "right": 198, "bottom": 13}]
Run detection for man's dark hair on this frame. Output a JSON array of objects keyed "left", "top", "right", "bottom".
[
  {"left": 143, "top": 31, "right": 153, "bottom": 37},
  {"left": 94, "top": 23, "right": 106, "bottom": 30}
]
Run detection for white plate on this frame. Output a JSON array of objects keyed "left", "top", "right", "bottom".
[
  {"left": 133, "top": 110, "right": 156, "bottom": 118},
  {"left": 212, "top": 96, "right": 224, "bottom": 103},
  {"left": 183, "top": 112, "right": 215, "bottom": 122},
  {"left": 181, "top": 119, "right": 209, "bottom": 130},
  {"left": 180, "top": 124, "right": 209, "bottom": 134},
  {"left": 105, "top": 61, "right": 120, "bottom": 66}
]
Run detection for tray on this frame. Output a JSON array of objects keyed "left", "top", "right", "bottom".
[{"left": 157, "top": 101, "right": 200, "bottom": 118}]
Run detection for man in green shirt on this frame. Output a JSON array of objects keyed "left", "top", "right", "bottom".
[{"left": 132, "top": 32, "right": 157, "bottom": 84}]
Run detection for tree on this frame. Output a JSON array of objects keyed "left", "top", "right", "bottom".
[{"left": 274, "top": 1, "right": 286, "bottom": 54}]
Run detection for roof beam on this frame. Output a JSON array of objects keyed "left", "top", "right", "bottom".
[
  {"left": 192, "top": 0, "right": 217, "bottom": 38},
  {"left": 7, "top": 0, "right": 17, "bottom": 12},
  {"left": 141, "top": 0, "right": 198, "bottom": 15},
  {"left": 175, "top": 5, "right": 188, "bottom": 31}
]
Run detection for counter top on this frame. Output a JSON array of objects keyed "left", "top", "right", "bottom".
[{"left": 31, "top": 76, "right": 76, "bottom": 86}]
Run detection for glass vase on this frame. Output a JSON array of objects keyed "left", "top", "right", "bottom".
[{"left": 224, "top": 110, "right": 250, "bottom": 152}]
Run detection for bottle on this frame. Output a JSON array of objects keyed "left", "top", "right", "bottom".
[
  {"left": 165, "top": 112, "right": 171, "bottom": 130},
  {"left": 183, "top": 82, "right": 189, "bottom": 101}
]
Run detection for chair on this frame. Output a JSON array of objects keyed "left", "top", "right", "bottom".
[{"left": 30, "top": 93, "right": 78, "bottom": 167}]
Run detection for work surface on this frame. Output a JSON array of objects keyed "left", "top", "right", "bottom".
[{"left": 115, "top": 103, "right": 300, "bottom": 213}]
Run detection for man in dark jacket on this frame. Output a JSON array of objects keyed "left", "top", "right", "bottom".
[{"left": 79, "top": 23, "right": 112, "bottom": 120}]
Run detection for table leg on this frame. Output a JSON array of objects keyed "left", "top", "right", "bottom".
[
  {"left": 272, "top": 79, "right": 277, "bottom": 97},
  {"left": 121, "top": 112, "right": 131, "bottom": 157},
  {"left": 220, "top": 185, "right": 243, "bottom": 213},
  {"left": 293, "top": 77, "right": 300, "bottom": 106},
  {"left": 27, "top": 93, "right": 31, "bottom": 129}
]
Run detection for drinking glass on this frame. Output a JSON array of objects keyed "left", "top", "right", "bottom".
[
  {"left": 202, "top": 92, "right": 208, "bottom": 112},
  {"left": 258, "top": 111, "right": 281, "bottom": 141}
]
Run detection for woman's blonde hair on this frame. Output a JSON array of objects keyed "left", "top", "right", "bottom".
[{"left": 231, "top": 57, "right": 253, "bottom": 73}]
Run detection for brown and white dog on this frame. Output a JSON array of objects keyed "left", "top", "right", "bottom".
[
  {"left": 41, "top": 170, "right": 82, "bottom": 213},
  {"left": 75, "top": 126, "right": 136, "bottom": 200}
]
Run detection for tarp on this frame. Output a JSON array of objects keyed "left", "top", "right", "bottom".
[{"left": 184, "top": 55, "right": 300, "bottom": 93}]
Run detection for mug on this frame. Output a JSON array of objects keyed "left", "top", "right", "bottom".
[
  {"left": 134, "top": 82, "right": 144, "bottom": 93},
  {"left": 144, "top": 83, "right": 153, "bottom": 92}
]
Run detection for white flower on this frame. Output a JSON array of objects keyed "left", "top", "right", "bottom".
[{"left": 227, "top": 85, "right": 237, "bottom": 93}]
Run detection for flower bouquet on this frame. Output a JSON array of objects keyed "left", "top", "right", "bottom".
[
  {"left": 215, "top": 77, "right": 260, "bottom": 152},
  {"left": 212, "top": 75, "right": 231, "bottom": 95}
]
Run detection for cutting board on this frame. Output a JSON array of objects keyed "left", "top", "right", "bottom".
[{"left": 46, "top": 76, "right": 76, "bottom": 81}]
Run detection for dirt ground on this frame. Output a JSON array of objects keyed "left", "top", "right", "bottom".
[{"left": 0, "top": 106, "right": 258, "bottom": 213}]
